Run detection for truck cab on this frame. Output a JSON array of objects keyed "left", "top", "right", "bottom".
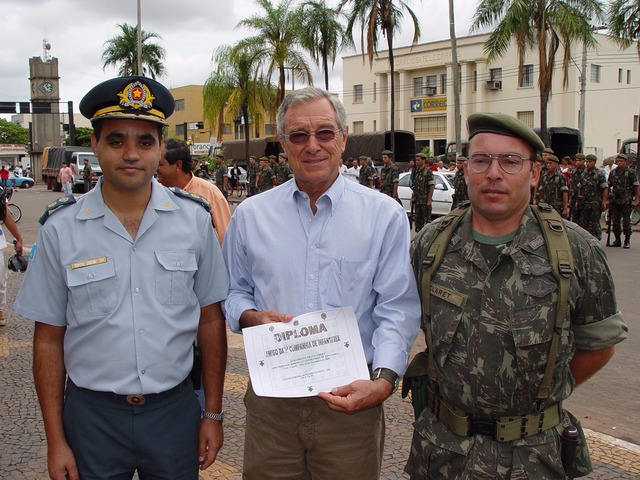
[{"left": 69, "top": 151, "right": 102, "bottom": 192}]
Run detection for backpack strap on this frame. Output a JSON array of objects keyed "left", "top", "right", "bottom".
[{"left": 530, "top": 203, "right": 573, "bottom": 405}]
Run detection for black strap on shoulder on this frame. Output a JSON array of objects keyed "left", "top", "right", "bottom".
[
  {"left": 38, "top": 195, "right": 77, "bottom": 225},
  {"left": 169, "top": 187, "right": 212, "bottom": 213}
]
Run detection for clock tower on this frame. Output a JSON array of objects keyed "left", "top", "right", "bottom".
[{"left": 29, "top": 49, "right": 62, "bottom": 182}]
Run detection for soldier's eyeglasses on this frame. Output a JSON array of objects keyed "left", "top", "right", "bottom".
[
  {"left": 467, "top": 153, "right": 530, "bottom": 174},
  {"left": 284, "top": 128, "right": 342, "bottom": 145}
]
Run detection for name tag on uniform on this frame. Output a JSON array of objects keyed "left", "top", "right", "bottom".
[
  {"left": 70, "top": 256, "right": 107, "bottom": 270},
  {"left": 430, "top": 284, "right": 467, "bottom": 308}
]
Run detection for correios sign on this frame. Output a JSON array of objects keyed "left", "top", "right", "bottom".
[
  {"left": 190, "top": 143, "right": 212, "bottom": 156},
  {"left": 410, "top": 97, "right": 447, "bottom": 113}
]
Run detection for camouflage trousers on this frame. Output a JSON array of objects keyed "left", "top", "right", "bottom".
[
  {"left": 578, "top": 204, "right": 603, "bottom": 240},
  {"left": 611, "top": 203, "right": 632, "bottom": 237},
  {"left": 414, "top": 204, "right": 432, "bottom": 233}
]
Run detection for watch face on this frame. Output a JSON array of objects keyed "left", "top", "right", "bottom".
[{"left": 41, "top": 82, "right": 54, "bottom": 94}]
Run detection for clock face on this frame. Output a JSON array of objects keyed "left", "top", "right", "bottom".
[{"left": 41, "top": 81, "right": 54, "bottom": 94}]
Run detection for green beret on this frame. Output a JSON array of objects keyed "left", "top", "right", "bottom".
[
  {"left": 457, "top": 156, "right": 467, "bottom": 162},
  {"left": 547, "top": 155, "right": 560, "bottom": 163},
  {"left": 616, "top": 153, "right": 628, "bottom": 160},
  {"left": 585, "top": 154, "right": 598, "bottom": 161},
  {"left": 358, "top": 155, "right": 368, "bottom": 160},
  {"left": 80, "top": 76, "right": 174, "bottom": 126},
  {"left": 381, "top": 150, "right": 393, "bottom": 156},
  {"left": 543, "top": 147, "right": 554, "bottom": 154},
  {"left": 415, "top": 153, "right": 427, "bottom": 159},
  {"left": 467, "top": 112, "right": 545, "bottom": 154},
  {"left": 278, "top": 153, "right": 287, "bottom": 158},
  {"left": 259, "top": 156, "right": 268, "bottom": 162},
  {"left": 575, "top": 153, "right": 586, "bottom": 160},
  {"left": 216, "top": 153, "right": 224, "bottom": 159}
]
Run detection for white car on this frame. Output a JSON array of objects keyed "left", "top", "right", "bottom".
[
  {"left": 227, "top": 166, "right": 248, "bottom": 186},
  {"left": 397, "top": 171, "right": 455, "bottom": 218}
]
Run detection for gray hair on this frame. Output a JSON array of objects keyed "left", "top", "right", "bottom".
[{"left": 276, "top": 87, "right": 347, "bottom": 136}]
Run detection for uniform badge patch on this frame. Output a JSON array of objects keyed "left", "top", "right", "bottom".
[
  {"left": 523, "top": 278, "right": 557, "bottom": 298},
  {"left": 430, "top": 283, "right": 467, "bottom": 308}
]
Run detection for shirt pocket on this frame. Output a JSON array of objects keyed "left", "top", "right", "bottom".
[
  {"left": 65, "top": 259, "right": 117, "bottom": 318},
  {"left": 511, "top": 304, "right": 555, "bottom": 373},
  {"left": 326, "top": 257, "right": 375, "bottom": 308},
  {"left": 155, "top": 251, "right": 198, "bottom": 305}
]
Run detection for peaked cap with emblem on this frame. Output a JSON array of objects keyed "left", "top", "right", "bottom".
[
  {"left": 80, "top": 76, "right": 175, "bottom": 126},
  {"left": 467, "top": 112, "right": 545, "bottom": 154},
  {"left": 381, "top": 150, "right": 393, "bottom": 156}
]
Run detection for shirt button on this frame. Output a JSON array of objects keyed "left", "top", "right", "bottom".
[
  {"left": 308, "top": 303, "right": 314, "bottom": 308},
  {"left": 138, "top": 329, "right": 144, "bottom": 335},
  {"left": 141, "top": 369, "right": 146, "bottom": 375},
  {"left": 176, "top": 262, "right": 182, "bottom": 267},
  {"left": 310, "top": 274, "right": 315, "bottom": 280},
  {"left": 134, "top": 287, "right": 140, "bottom": 293},
  {"left": 87, "top": 273, "right": 94, "bottom": 279},
  {"left": 132, "top": 247, "right": 137, "bottom": 252}
]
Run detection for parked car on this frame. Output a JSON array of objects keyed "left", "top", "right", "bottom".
[
  {"left": 397, "top": 171, "right": 455, "bottom": 218},
  {"left": 227, "top": 166, "right": 248, "bottom": 187},
  {"left": 13, "top": 176, "right": 35, "bottom": 189}
]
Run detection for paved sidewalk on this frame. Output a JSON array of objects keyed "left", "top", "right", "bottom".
[{"left": 2, "top": 268, "right": 639, "bottom": 479}]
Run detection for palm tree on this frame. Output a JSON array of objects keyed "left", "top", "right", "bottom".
[
  {"left": 203, "top": 44, "right": 277, "bottom": 164},
  {"left": 339, "top": 0, "right": 421, "bottom": 153},
  {"left": 449, "top": 0, "right": 462, "bottom": 157},
  {"left": 608, "top": 0, "right": 640, "bottom": 175},
  {"left": 299, "top": 0, "right": 352, "bottom": 90},
  {"left": 102, "top": 23, "right": 166, "bottom": 78},
  {"left": 471, "top": 0, "right": 603, "bottom": 146},
  {"left": 237, "top": 0, "right": 313, "bottom": 105}
]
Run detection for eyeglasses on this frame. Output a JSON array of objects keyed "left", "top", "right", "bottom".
[
  {"left": 467, "top": 153, "right": 531, "bottom": 174},
  {"left": 284, "top": 128, "right": 342, "bottom": 145}
]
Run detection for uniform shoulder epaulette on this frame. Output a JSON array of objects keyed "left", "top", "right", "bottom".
[
  {"left": 38, "top": 195, "right": 77, "bottom": 225},
  {"left": 169, "top": 187, "right": 212, "bottom": 213}
]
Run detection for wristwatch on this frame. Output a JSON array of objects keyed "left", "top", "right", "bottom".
[
  {"left": 371, "top": 368, "right": 399, "bottom": 393},
  {"left": 202, "top": 410, "right": 224, "bottom": 422}
]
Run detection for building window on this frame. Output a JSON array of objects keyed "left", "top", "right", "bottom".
[
  {"left": 634, "top": 115, "right": 638, "bottom": 132},
  {"left": 590, "top": 64, "right": 601, "bottom": 83},
  {"left": 628, "top": 70, "right": 632, "bottom": 84},
  {"left": 517, "top": 111, "right": 535, "bottom": 128},
  {"left": 473, "top": 70, "right": 477, "bottom": 92},
  {"left": 175, "top": 99, "right": 185, "bottom": 111},
  {"left": 490, "top": 68, "right": 502, "bottom": 82},
  {"left": 373, "top": 82, "right": 377, "bottom": 102},
  {"left": 520, "top": 64, "right": 534, "bottom": 87},
  {"left": 414, "top": 116, "right": 447, "bottom": 134},
  {"left": 264, "top": 124, "right": 276, "bottom": 135},
  {"left": 440, "top": 74, "right": 447, "bottom": 95},
  {"left": 413, "top": 77, "right": 423, "bottom": 97},
  {"left": 353, "top": 84, "right": 363, "bottom": 103},
  {"left": 619, "top": 69, "right": 623, "bottom": 83},
  {"left": 176, "top": 124, "right": 185, "bottom": 137},
  {"left": 353, "top": 121, "right": 364, "bottom": 134}
]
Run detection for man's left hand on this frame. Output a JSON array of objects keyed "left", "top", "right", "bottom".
[
  {"left": 317, "top": 379, "right": 392, "bottom": 414},
  {"left": 198, "top": 418, "right": 223, "bottom": 470}
]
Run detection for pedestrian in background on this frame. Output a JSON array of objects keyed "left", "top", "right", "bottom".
[
  {"left": 82, "top": 158, "right": 92, "bottom": 193},
  {"left": 607, "top": 153, "right": 640, "bottom": 248},
  {"left": 58, "top": 161, "right": 73, "bottom": 196},
  {"left": 0, "top": 190, "right": 23, "bottom": 327},
  {"left": 577, "top": 153, "right": 608, "bottom": 240}
]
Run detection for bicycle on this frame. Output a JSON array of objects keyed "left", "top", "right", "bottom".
[{"left": 7, "top": 203, "right": 21, "bottom": 223}]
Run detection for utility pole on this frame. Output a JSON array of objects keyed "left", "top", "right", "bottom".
[
  {"left": 578, "top": 44, "right": 587, "bottom": 142},
  {"left": 137, "top": 0, "right": 143, "bottom": 76}
]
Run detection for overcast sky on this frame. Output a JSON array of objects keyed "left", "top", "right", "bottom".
[{"left": 1, "top": 0, "right": 481, "bottom": 120}]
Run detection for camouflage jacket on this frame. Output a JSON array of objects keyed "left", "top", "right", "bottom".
[
  {"left": 276, "top": 163, "right": 293, "bottom": 185},
  {"left": 257, "top": 166, "right": 275, "bottom": 193},
  {"left": 569, "top": 167, "right": 584, "bottom": 200},
  {"left": 358, "top": 165, "right": 375, "bottom": 187},
  {"left": 213, "top": 164, "right": 227, "bottom": 190},
  {"left": 577, "top": 168, "right": 607, "bottom": 207},
  {"left": 411, "top": 167, "right": 435, "bottom": 205},
  {"left": 451, "top": 170, "right": 468, "bottom": 207},
  {"left": 247, "top": 162, "right": 259, "bottom": 184},
  {"left": 538, "top": 170, "right": 568, "bottom": 209},
  {"left": 409, "top": 207, "right": 627, "bottom": 478},
  {"left": 608, "top": 165, "right": 639, "bottom": 204},
  {"left": 379, "top": 162, "right": 399, "bottom": 196}
]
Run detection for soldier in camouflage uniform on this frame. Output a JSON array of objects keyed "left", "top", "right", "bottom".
[
  {"left": 607, "top": 153, "right": 640, "bottom": 248},
  {"left": 577, "top": 154, "right": 608, "bottom": 240},
  {"left": 406, "top": 112, "right": 627, "bottom": 480},
  {"left": 411, "top": 153, "right": 435, "bottom": 232},
  {"left": 379, "top": 150, "right": 399, "bottom": 198},
  {"left": 450, "top": 156, "right": 469, "bottom": 209},
  {"left": 569, "top": 153, "right": 586, "bottom": 222},
  {"left": 256, "top": 156, "right": 276, "bottom": 193},
  {"left": 246, "top": 156, "right": 259, "bottom": 197},
  {"left": 276, "top": 152, "right": 293, "bottom": 185},
  {"left": 358, "top": 156, "right": 374, "bottom": 188},
  {"left": 213, "top": 154, "right": 228, "bottom": 199},
  {"left": 537, "top": 154, "right": 569, "bottom": 218}
]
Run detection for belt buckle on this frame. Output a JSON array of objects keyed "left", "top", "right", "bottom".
[
  {"left": 126, "top": 394, "right": 146, "bottom": 405},
  {"left": 470, "top": 418, "right": 495, "bottom": 438}
]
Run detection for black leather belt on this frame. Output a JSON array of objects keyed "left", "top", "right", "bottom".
[{"left": 68, "top": 379, "right": 189, "bottom": 406}]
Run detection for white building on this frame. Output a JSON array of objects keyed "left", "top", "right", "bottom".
[{"left": 342, "top": 32, "right": 640, "bottom": 159}]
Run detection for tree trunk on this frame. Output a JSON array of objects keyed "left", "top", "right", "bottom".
[
  {"left": 242, "top": 104, "right": 251, "bottom": 165},
  {"left": 449, "top": 0, "right": 462, "bottom": 158},
  {"left": 387, "top": 29, "right": 395, "bottom": 154},
  {"left": 540, "top": 88, "right": 550, "bottom": 147},
  {"left": 323, "top": 53, "right": 329, "bottom": 91}
]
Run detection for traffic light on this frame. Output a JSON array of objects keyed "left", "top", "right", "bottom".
[{"left": 19, "top": 102, "right": 31, "bottom": 114}]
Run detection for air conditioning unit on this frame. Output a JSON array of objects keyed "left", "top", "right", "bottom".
[
  {"left": 425, "top": 87, "right": 437, "bottom": 96},
  {"left": 486, "top": 80, "right": 502, "bottom": 90}
]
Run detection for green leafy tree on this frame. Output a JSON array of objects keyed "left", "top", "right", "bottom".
[
  {"left": 471, "top": 0, "right": 603, "bottom": 146},
  {"left": 203, "top": 44, "right": 277, "bottom": 164},
  {"left": 0, "top": 119, "right": 29, "bottom": 145},
  {"left": 339, "top": 0, "right": 421, "bottom": 153},
  {"left": 300, "top": 0, "right": 352, "bottom": 90},
  {"left": 102, "top": 23, "right": 166, "bottom": 78},
  {"left": 608, "top": 0, "right": 640, "bottom": 174},
  {"left": 237, "top": 0, "right": 313, "bottom": 105},
  {"left": 65, "top": 127, "right": 93, "bottom": 147}
]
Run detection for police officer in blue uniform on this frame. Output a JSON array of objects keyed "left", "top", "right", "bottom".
[{"left": 14, "top": 76, "right": 229, "bottom": 480}]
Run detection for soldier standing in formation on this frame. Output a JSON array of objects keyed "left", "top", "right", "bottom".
[
  {"left": 607, "top": 153, "right": 640, "bottom": 248},
  {"left": 246, "top": 155, "right": 259, "bottom": 197},
  {"left": 450, "top": 156, "right": 469, "bottom": 209},
  {"left": 577, "top": 154, "right": 608, "bottom": 240},
  {"left": 213, "top": 154, "right": 228, "bottom": 199},
  {"left": 276, "top": 152, "right": 293, "bottom": 185},
  {"left": 256, "top": 156, "right": 276, "bottom": 193},
  {"left": 411, "top": 152, "right": 435, "bottom": 233},
  {"left": 379, "top": 150, "right": 399, "bottom": 199},
  {"left": 358, "top": 156, "right": 374, "bottom": 188},
  {"left": 569, "top": 153, "right": 586, "bottom": 222},
  {"left": 537, "top": 154, "right": 569, "bottom": 218}
]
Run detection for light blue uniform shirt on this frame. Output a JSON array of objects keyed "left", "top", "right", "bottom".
[
  {"left": 222, "top": 174, "right": 420, "bottom": 376},
  {"left": 14, "top": 179, "right": 229, "bottom": 394}
]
